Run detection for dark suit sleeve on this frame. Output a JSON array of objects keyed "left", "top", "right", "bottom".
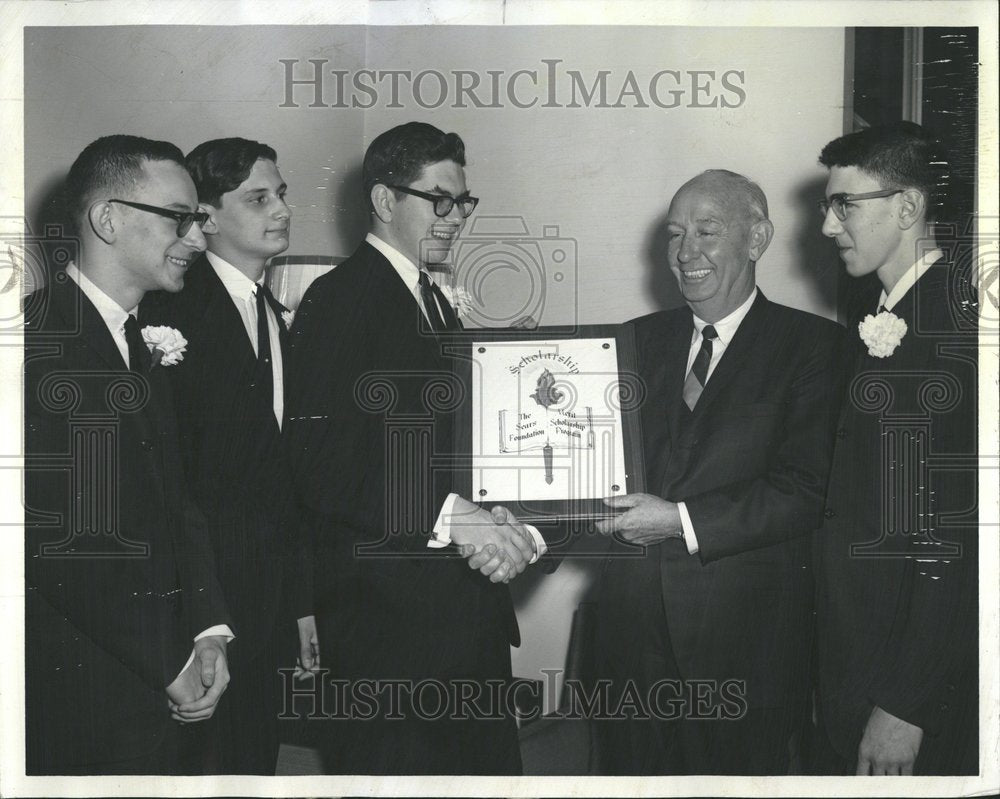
[
  {"left": 867, "top": 349, "right": 978, "bottom": 735},
  {"left": 24, "top": 369, "right": 195, "bottom": 691},
  {"left": 285, "top": 268, "right": 452, "bottom": 553},
  {"left": 683, "top": 323, "right": 846, "bottom": 562}
]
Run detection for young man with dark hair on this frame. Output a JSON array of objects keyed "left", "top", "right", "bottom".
[
  {"left": 813, "top": 121, "right": 978, "bottom": 775},
  {"left": 142, "top": 137, "right": 314, "bottom": 774},
  {"left": 24, "top": 134, "right": 232, "bottom": 774},
  {"left": 285, "top": 121, "right": 541, "bottom": 775}
]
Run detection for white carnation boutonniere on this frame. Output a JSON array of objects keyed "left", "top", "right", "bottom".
[
  {"left": 858, "top": 311, "right": 907, "bottom": 358},
  {"left": 141, "top": 325, "right": 187, "bottom": 367},
  {"left": 439, "top": 285, "right": 474, "bottom": 318},
  {"left": 281, "top": 309, "right": 295, "bottom": 330}
]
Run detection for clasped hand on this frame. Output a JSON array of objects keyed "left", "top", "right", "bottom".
[
  {"left": 594, "top": 493, "right": 683, "bottom": 545},
  {"left": 165, "top": 634, "right": 230, "bottom": 723},
  {"left": 448, "top": 496, "right": 536, "bottom": 584}
]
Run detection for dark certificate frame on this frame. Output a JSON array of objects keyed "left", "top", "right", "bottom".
[{"left": 451, "top": 324, "right": 645, "bottom": 523}]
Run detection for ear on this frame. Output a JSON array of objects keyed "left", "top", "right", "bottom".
[
  {"left": 88, "top": 200, "right": 116, "bottom": 244},
  {"left": 199, "top": 202, "right": 220, "bottom": 235},
  {"left": 896, "top": 188, "right": 925, "bottom": 231},
  {"left": 370, "top": 183, "right": 394, "bottom": 225},
  {"left": 748, "top": 218, "right": 774, "bottom": 262}
]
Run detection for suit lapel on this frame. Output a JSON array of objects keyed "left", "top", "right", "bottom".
[
  {"left": 689, "top": 291, "right": 769, "bottom": 417},
  {"left": 640, "top": 310, "right": 692, "bottom": 495},
  {"left": 50, "top": 276, "right": 129, "bottom": 372},
  {"left": 191, "top": 255, "right": 260, "bottom": 369}
]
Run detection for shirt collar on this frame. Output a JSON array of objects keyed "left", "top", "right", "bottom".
[
  {"left": 65, "top": 261, "right": 135, "bottom": 332},
  {"left": 366, "top": 232, "right": 433, "bottom": 292},
  {"left": 206, "top": 251, "right": 263, "bottom": 300},
  {"left": 691, "top": 287, "right": 758, "bottom": 345},
  {"left": 879, "top": 248, "right": 943, "bottom": 312}
]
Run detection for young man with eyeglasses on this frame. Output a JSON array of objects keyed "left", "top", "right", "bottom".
[
  {"left": 812, "top": 121, "right": 978, "bottom": 776},
  {"left": 284, "top": 121, "right": 542, "bottom": 775},
  {"left": 142, "top": 138, "right": 314, "bottom": 774},
  {"left": 23, "top": 135, "right": 232, "bottom": 774}
]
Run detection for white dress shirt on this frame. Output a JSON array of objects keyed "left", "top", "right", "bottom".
[
  {"left": 362, "top": 235, "right": 545, "bottom": 561},
  {"left": 65, "top": 263, "right": 233, "bottom": 678},
  {"left": 879, "top": 248, "right": 943, "bottom": 312},
  {"left": 205, "top": 252, "right": 285, "bottom": 429},
  {"left": 677, "top": 287, "right": 759, "bottom": 555}
]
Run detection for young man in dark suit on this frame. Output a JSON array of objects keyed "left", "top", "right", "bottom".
[
  {"left": 24, "top": 135, "right": 232, "bottom": 774},
  {"left": 593, "top": 169, "right": 845, "bottom": 775},
  {"left": 142, "top": 137, "right": 314, "bottom": 774},
  {"left": 284, "top": 121, "right": 541, "bottom": 775},
  {"left": 813, "top": 122, "right": 978, "bottom": 776}
]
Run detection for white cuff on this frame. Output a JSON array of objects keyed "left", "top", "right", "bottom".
[
  {"left": 677, "top": 501, "right": 699, "bottom": 555},
  {"left": 524, "top": 524, "right": 546, "bottom": 564},
  {"left": 428, "top": 492, "right": 459, "bottom": 548},
  {"left": 176, "top": 625, "right": 235, "bottom": 682}
]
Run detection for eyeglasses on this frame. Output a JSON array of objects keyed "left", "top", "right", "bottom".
[
  {"left": 389, "top": 186, "right": 479, "bottom": 218},
  {"left": 108, "top": 199, "right": 209, "bottom": 237},
  {"left": 817, "top": 189, "right": 904, "bottom": 220}
]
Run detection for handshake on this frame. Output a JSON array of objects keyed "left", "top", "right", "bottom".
[{"left": 446, "top": 496, "right": 540, "bottom": 584}]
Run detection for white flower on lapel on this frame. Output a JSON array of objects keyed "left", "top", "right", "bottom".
[
  {"left": 439, "top": 285, "right": 473, "bottom": 318},
  {"left": 141, "top": 325, "right": 187, "bottom": 367},
  {"left": 281, "top": 309, "right": 295, "bottom": 330},
  {"left": 858, "top": 311, "right": 907, "bottom": 358}
]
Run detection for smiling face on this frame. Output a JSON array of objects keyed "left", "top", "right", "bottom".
[
  {"left": 203, "top": 158, "right": 291, "bottom": 275},
  {"left": 114, "top": 159, "right": 206, "bottom": 295},
  {"left": 384, "top": 159, "right": 468, "bottom": 267},
  {"left": 665, "top": 175, "right": 768, "bottom": 321},
  {"left": 821, "top": 165, "right": 907, "bottom": 282}
]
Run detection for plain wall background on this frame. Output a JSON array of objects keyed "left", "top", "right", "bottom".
[{"left": 24, "top": 24, "right": 845, "bottom": 711}]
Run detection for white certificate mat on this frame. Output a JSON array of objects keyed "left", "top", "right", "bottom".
[{"left": 470, "top": 337, "right": 629, "bottom": 505}]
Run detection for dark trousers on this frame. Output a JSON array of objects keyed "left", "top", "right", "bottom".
[
  {"left": 314, "top": 610, "right": 521, "bottom": 775},
  {"left": 596, "top": 549, "right": 798, "bottom": 776}
]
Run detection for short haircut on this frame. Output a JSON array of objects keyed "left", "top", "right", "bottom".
[
  {"left": 185, "top": 138, "right": 278, "bottom": 206},
  {"left": 819, "top": 121, "right": 949, "bottom": 218},
  {"left": 699, "top": 169, "right": 769, "bottom": 223},
  {"left": 64, "top": 134, "right": 185, "bottom": 233},
  {"left": 362, "top": 122, "right": 466, "bottom": 212}
]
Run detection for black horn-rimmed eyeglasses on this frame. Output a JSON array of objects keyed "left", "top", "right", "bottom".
[
  {"left": 108, "top": 199, "right": 209, "bottom": 237},
  {"left": 388, "top": 186, "right": 479, "bottom": 218}
]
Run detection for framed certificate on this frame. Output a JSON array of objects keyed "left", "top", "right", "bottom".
[{"left": 452, "top": 325, "right": 645, "bottom": 522}]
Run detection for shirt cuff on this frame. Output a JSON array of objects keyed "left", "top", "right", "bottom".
[
  {"left": 176, "top": 625, "right": 236, "bottom": 680},
  {"left": 524, "top": 524, "right": 546, "bottom": 564},
  {"left": 428, "top": 492, "right": 459, "bottom": 548},
  {"left": 677, "top": 501, "right": 699, "bottom": 555}
]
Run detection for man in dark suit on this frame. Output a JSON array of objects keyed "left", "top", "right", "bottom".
[
  {"left": 812, "top": 122, "right": 978, "bottom": 776},
  {"left": 141, "top": 138, "right": 314, "bottom": 774},
  {"left": 24, "top": 135, "right": 232, "bottom": 774},
  {"left": 593, "top": 169, "right": 844, "bottom": 775},
  {"left": 284, "top": 121, "right": 541, "bottom": 775}
]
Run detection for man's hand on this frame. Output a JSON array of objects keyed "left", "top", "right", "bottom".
[
  {"left": 594, "top": 493, "right": 683, "bottom": 545},
  {"left": 460, "top": 505, "right": 537, "bottom": 583},
  {"left": 166, "top": 635, "right": 230, "bottom": 723},
  {"left": 449, "top": 497, "right": 534, "bottom": 583},
  {"left": 856, "top": 705, "right": 924, "bottom": 775},
  {"left": 294, "top": 615, "right": 320, "bottom": 681}
]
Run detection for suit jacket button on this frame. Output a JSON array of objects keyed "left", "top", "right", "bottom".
[
  {"left": 824, "top": 508, "right": 835, "bottom": 519},
  {"left": 141, "top": 439, "right": 154, "bottom": 451},
  {"left": 836, "top": 427, "right": 848, "bottom": 439}
]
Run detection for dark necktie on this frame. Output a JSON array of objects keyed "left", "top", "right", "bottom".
[
  {"left": 253, "top": 284, "right": 274, "bottom": 405},
  {"left": 682, "top": 324, "right": 718, "bottom": 411},
  {"left": 123, "top": 313, "right": 150, "bottom": 372},
  {"left": 878, "top": 304, "right": 887, "bottom": 314},
  {"left": 418, "top": 272, "right": 459, "bottom": 332}
]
